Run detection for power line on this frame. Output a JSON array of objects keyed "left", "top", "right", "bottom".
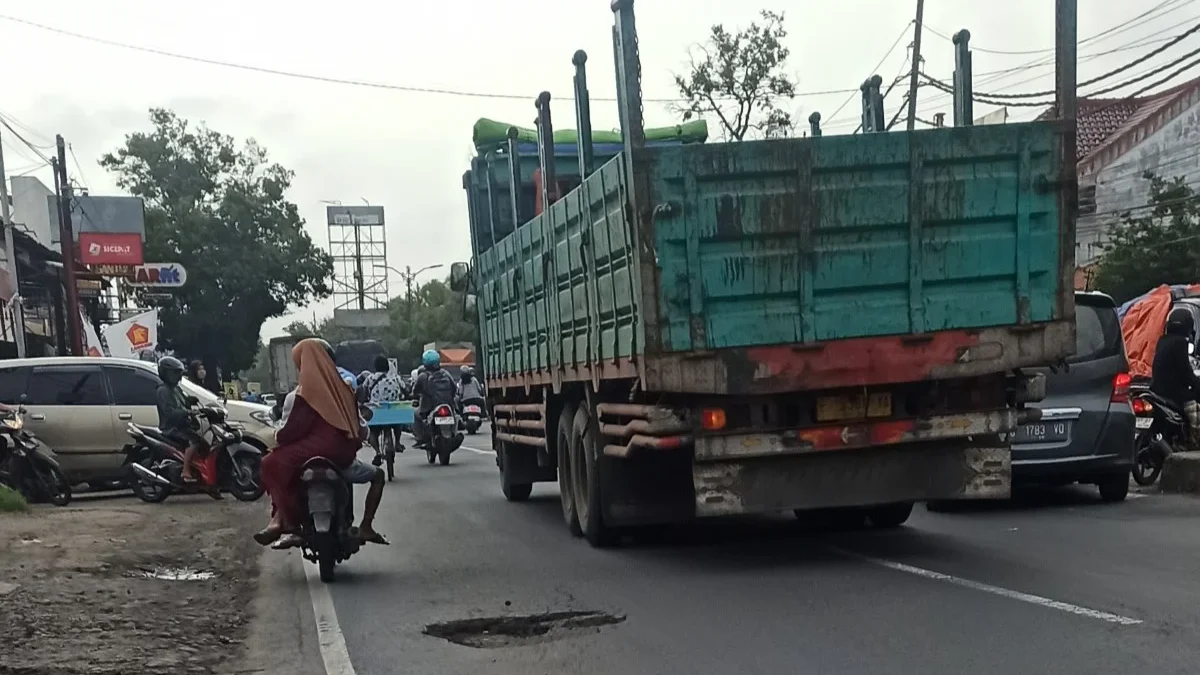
[
  {"left": 925, "top": 0, "right": 1190, "bottom": 56},
  {"left": 962, "top": 21, "right": 1200, "bottom": 100},
  {"left": 68, "top": 144, "right": 91, "bottom": 189},
  {"left": 825, "top": 22, "right": 913, "bottom": 124},
  {"left": 0, "top": 13, "right": 859, "bottom": 104},
  {"left": 0, "top": 117, "right": 52, "bottom": 166}
]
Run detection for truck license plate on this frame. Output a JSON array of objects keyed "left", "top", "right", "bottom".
[
  {"left": 1014, "top": 421, "right": 1070, "bottom": 444},
  {"left": 1136, "top": 417, "right": 1153, "bottom": 430},
  {"left": 816, "top": 392, "right": 892, "bottom": 422}
]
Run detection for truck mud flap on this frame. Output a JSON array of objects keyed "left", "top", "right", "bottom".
[{"left": 692, "top": 442, "right": 1010, "bottom": 517}]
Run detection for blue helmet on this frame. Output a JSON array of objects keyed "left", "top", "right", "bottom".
[{"left": 421, "top": 349, "right": 440, "bottom": 367}]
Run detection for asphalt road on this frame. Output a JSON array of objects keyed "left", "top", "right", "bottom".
[{"left": 281, "top": 424, "right": 1200, "bottom": 675}]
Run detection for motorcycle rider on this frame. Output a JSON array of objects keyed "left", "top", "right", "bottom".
[
  {"left": 155, "top": 356, "right": 207, "bottom": 487},
  {"left": 363, "top": 355, "right": 406, "bottom": 462},
  {"left": 1151, "top": 308, "right": 1200, "bottom": 442},
  {"left": 411, "top": 350, "right": 459, "bottom": 448},
  {"left": 263, "top": 338, "right": 389, "bottom": 549},
  {"left": 457, "top": 366, "right": 486, "bottom": 413}
]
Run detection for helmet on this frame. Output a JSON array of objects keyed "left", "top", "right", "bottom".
[
  {"left": 460, "top": 366, "right": 474, "bottom": 379},
  {"left": 1167, "top": 308, "right": 1195, "bottom": 337},
  {"left": 302, "top": 337, "right": 337, "bottom": 363},
  {"left": 157, "top": 356, "right": 185, "bottom": 385},
  {"left": 421, "top": 349, "right": 440, "bottom": 367}
]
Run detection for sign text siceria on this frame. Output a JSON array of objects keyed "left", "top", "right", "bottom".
[{"left": 78, "top": 232, "right": 144, "bottom": 266}]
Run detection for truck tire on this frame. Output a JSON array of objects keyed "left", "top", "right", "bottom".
[
  {"left": 572, "top": 406, "right": 616, "bottom": 548},
  {"left": 500, "top": 445, "right": 533, "bottom": 502},
  {"left": 866, "top": 502, "right": 914, "bottom": 529},
  {"left": 556, "top": 404, "right": 582, "bottom": 536}
]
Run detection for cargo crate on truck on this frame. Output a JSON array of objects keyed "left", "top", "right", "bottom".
[{"left": 450, "top": 0, "right": 1077, "bottom": 547}]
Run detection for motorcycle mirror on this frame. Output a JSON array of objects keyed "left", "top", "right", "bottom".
[
  {"left": 463, "top": 293, "right": 477, "bottom": 321},
  {"left": 18, "top": 394, "right": 27, "bottom": 404},
  {"left": 1190, "top": 342, "right": 1196, "bottom": 355}
]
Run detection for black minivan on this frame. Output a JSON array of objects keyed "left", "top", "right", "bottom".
[{"left": 1010, "top": 292, "right": 1136, "bottom": 501}]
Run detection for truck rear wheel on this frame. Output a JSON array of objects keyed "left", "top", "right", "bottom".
[
  {"left": 557, "top": 404, "right": 582, "bottom": 536},
  {"left": 571, "top": 406, "right": 615, "bottom": 548}
]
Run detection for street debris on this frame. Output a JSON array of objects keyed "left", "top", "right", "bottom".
[{"left": 424, "top": 610, "right": 625, "bottom": 648}]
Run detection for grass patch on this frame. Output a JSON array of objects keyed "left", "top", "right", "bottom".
[{"left": 0, "top": 485, "right": 28, "bottom": 512}]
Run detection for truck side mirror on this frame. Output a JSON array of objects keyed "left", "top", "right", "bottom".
[{"left": 449, "top": 262, "right": 470, "bottom": 292}]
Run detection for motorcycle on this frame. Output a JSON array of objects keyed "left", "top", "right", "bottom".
[
  {"left": 424, "top": 403, "right": 463, "bottom": 466},
  {"left": 298, "top": 456, "right": 361, "bottom": 583},
  {"left": 460, "top": 399, "right": 484, "bottom": 435},
  {"left": 1132, "top": 390, "right": 1188, "bottom": 486},
  {"left": 124, "top": 401, "right": 264, "bottom": 503},
  {"left": 0, "top": 399, "right": 70, "bottom": 506}
]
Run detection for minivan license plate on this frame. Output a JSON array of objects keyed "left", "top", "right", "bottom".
[{"left": 1014, "top": 421, "right": 1070, "bottom": 444}]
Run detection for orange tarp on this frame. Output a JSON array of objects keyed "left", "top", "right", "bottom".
[{"left": 1122, "top": 284, "right": 1200, "bottom": 378}]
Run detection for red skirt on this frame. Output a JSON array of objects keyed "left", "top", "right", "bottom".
[{"left": 261, "top": 440, "right": 358, "bottom": 527}]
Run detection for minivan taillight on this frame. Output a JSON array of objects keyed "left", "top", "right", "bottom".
[{"left": 1112, "top": 372, "right": 1131, "bottom": 403}]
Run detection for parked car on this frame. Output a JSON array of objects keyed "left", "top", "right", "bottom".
[
  {"left": 1010, "top": 291, "right": 1135, "bottom": 501},
  {"left": 0, "top": 357, "right": 276, "bottom": 484}
]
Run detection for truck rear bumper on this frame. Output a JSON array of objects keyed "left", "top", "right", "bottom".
[
  {"left": 694, "top": 409, "right": 1018, "bottom": 461},
  {"left": 694, "top": 443, "right": 1011, "bottom": 517}
]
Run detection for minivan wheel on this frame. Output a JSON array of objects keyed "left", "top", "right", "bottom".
[{"left": 1098, "top": 472, "right": 1130, "bottom": 502}]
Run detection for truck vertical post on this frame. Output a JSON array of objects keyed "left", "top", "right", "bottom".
[
  {"left": 808, "top": 112, "right": 822, "bottom": 137},
  {"left": 610, "top": 0, "right": 646, "bottom": 153},
  {"left": 861, "top": 76, "right": 885, "bottom": 133},
  {"left": 505, "top": 127, "right": 523, "bottom": 227},
  {"left": 572, "top": 50, "right": 595, "bottom": 179},
  {"left": 952, "top": 30, "right": 973, "bottom": 126},
  {"left": 1055, "top": 0, "right": 1078, "bottom": 318},
  {"left": 535, "top": 92, "right": 557, "bottom": 213}
]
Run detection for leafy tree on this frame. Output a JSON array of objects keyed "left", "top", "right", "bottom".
[
  {"left": 101, "top": 109, "right": 333, "bottom": 386},
  {"left": 1093, "top": 173, "right": 1200, "bottom": 303},
  {"left": 672, "top": 10, "right": 798, "bottom": 141}
]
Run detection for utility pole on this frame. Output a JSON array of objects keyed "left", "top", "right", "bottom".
[
  {"left": 0, "top": 130, "right": 26, "bottom": 357},
  {"left": 54, "top": 135, "right": 83, "bottom": 356},
  {"left": 905, "top": 0, "right": 926, "bottom": 131},
  {"left": 1056, "top": 0, "right": 1078, "bottom": 278}
]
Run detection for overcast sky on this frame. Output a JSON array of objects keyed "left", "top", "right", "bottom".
[{"left": 0, "top": 0, "right": 1187, "bottom": 339}]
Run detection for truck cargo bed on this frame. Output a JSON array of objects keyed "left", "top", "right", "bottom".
[{"left": 475, "top": 122, "right": 1075, "bottom": 394}]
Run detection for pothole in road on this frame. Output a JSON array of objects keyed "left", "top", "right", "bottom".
[
  {"left": 423, "top": 610, "right": 625, "bottom": 648},
  {"left": 128, "top": 566, "right": 217, "bottom": 581}
]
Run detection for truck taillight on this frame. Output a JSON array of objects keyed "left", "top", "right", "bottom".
[
  {"left": 700, "top": 408, "right": 726, "bottom": 431},
  {"left": 1132, "top": 397, "right": 1153, "bottom": 416},
  {"left": 1111, "top": 373, "right": 1131, "bottom": 404}
]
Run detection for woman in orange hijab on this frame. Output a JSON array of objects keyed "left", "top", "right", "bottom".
[{"left": 255, "top": 338, "right": 363, "bottom": 545}]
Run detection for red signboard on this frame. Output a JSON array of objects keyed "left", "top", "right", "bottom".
[{"left": 78, "top": 233, "right": 143, "bottom": 266}]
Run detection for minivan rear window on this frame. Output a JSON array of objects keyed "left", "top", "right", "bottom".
[{"left": 1072, "top": 303, "right": 1122, "bottom": 363}]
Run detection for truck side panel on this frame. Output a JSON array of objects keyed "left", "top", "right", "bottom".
[
  {"left": 645, "top": 122, "right": 1065, "bottom": 353},
  {"left": 478, "top": 156, "right": 640, "bottom": 386}
]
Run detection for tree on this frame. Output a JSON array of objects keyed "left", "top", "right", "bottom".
[
  {"left": 672, "top": 10, "right": 798, "bottom": 141},
  {"left": 1092, "top": 173, "right": 1200, "bottom": 303},
  {"left": 101, "top": 109, "right": 333, "bottom": 385}
]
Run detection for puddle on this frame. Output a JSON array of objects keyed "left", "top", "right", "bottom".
[
  {"left": 130, "top": 566, "right": 216, "bottom": 581},
  {"left": 18, "top": 538, "right": 41, "bottom": 545},
  {"left": 424, "top": 610, "right": 625, "bottom": 648}
]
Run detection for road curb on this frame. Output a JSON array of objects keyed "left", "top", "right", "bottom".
[{"left": 1160, "top": 451, "right": 1200, "bottom": 494}]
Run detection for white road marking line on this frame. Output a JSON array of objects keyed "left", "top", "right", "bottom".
[
  {"left": 841, "top": 551, "right": 1143, "bottom": 626},
  {"left": 303, "top": 560, "right": 358, "bottom": 675},
  {"left": 463, "top": 445, "right": 495, "bottom": 455}
]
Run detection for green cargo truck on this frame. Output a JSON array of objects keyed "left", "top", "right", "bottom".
[{"left": 451, "top": 0, "right": 1075, "bottom": 546}]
